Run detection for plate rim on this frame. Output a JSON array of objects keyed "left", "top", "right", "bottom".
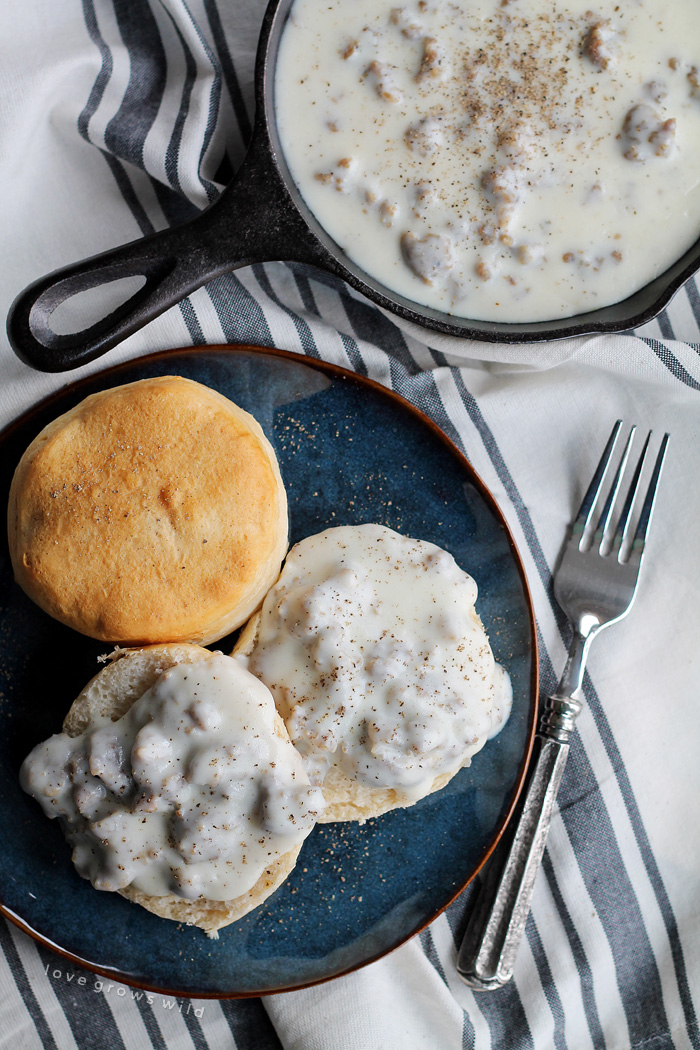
[{"left": 0, "top": 342, "right": 539, "bottom": 998}]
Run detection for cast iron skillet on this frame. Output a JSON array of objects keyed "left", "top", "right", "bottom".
[{"left": 7, "top": 0, "right": 700, "bottom": 372}]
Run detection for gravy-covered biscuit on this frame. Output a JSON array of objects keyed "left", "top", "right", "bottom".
[
  {"left": 8, "top": 376, "right": 288, "bottom": 645},
  {"left": 234, "top": 524, "right": 512, "bottom": 822},
  {"left": 20, "top": 644, "right": 323, "bottom": 936}
]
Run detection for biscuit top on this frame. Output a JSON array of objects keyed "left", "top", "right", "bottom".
[
  {"left": 7, "top": 376, "right": 288, "bottom": 644},
  {"left": 20, "top": 653, "right": 323, "bottom": 901},
  {"left": 241, "top": 524, "right": 512, "bottom": 802}
]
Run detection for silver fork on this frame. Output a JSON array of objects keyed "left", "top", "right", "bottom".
[{"left": 456, "top": 421, "right": 669, "bottom": 990}]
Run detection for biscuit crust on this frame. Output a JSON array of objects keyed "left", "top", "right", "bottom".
[{"left": 8, "top": 376, "right": 288, "bottom": 645}]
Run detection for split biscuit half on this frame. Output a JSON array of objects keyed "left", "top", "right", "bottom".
[{"left": 57, "top": 643, "right": 308, "bottom": 937}]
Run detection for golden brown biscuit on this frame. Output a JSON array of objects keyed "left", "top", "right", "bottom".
[
  {"left": 59, "top": 644, "right": 306, "bottom": 937},
  {"left": 8, "top": 376, "right": 288, "bottom": 645}
]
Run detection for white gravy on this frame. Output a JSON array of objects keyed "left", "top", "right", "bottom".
[
  {"left": 275, "top": 0, "right": 700, "bottom": 322},
  {"left": 241, "top": 525, "right": 511, "bottom": 802},
  {"left": 20, "top": 654, "right": 323, "bottom": 901}
]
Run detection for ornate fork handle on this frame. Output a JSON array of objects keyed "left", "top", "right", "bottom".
[
  {"left": 456, "top": 629, "right": 589, "bottom": 990},
  {"left": 456, "top": 698, "right": 582, "bottom": 989}
]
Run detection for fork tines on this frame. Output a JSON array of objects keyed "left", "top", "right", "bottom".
[{"left": 573, "top": 421, "right": 669, "bottom": 563}]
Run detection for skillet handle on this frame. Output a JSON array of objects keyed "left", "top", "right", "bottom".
[
  {"left": 6, "top": 130, "right": 329, "bottom": 373},
  {"left": 7, "top": 213, "right": 219, "bottom": 373}
]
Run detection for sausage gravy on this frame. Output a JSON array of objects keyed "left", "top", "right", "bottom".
[
  {"left": 20, "top": 654, "right": 323, "bottom": 901},
  {"left": 275, "top": 0, "right": 700, "bottom": 322}
]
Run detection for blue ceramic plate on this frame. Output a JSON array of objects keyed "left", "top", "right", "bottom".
[{"left": 0, "top": 345, "right": 537, "bottom": 997}]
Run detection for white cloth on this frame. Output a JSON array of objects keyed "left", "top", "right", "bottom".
[{"left": 1, "top": 1, "right": 699, "bottom": 1048}]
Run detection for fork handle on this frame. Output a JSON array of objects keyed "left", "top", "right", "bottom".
[{"left": 456, "top": 693, "right": 582, "bottom": 990}]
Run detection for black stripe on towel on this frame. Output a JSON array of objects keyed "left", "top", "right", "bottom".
[
  {"left": 34, "top": 944, "right": 127, "bottom": 1050},
  {"left": 0, "top": 921, "right": 58, "bottom": 1050},
  {"left": 181, "top": 1003, "right": 210, "bottom": 1050},
  {"left": 656, "top": 310, "right": 676, "bottom": 341},
  {"left": 540, "top": 850, "right": 605, "bottom": 1049},
  {"left": 251, "top": 263, "right": 322, "bottom": 357},
  {"left": 419, "top": 926, "right": 478, "bottom": 1049},
  {"left": 131, "top": 993, "right": 169, "bottom": 1050},
  {"left": 154, "top": 1, "right": 220, "bottom": 203},
  {"left": 221, "top": 998, "right": 284, "bottom": 1050},
  {"left": 523, "top": 913, "right": 567, "bottom": 1050},
  {"left": 684, "top": 280, "right": 700, "bottom": 334},
  {"left": 638, "top": 337, "right": 700, "bottom": 390},
  {"left": 202, "top": 0, "right": 253, "bottom": 150},
  {"left": 104, "top": 0, "right": 168, "bottom": 168}
]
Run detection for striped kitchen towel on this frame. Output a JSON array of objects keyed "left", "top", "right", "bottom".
[{"left": 0, "top": 1, "right": 698, "bottom": 1048}]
